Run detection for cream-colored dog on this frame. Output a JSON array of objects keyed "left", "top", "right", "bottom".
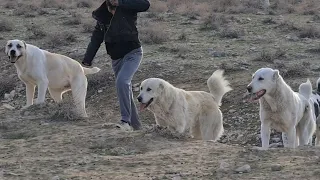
[
  {"left": 5, "top": 39, "right": 101, "bottom": 117},
  {"left": 137, "top": 70, "right": 232, "bottom": 141},
  {"left": 246, "top": 68, "right": 316, "bottom": 149}
]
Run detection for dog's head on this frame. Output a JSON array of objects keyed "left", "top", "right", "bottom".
[
  {"left": 5, "top": 39, "right": 27, "bottom": 64},
  {"left": 137, "top": 78, "right": 166, "bottom": 111},
  {"left": 246, "top": 68, "right": 280, "bottom": 101}
]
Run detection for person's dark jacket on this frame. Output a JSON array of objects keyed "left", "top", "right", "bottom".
[{"left": 82, "top": 0, "right": 150, "bottom": 64}]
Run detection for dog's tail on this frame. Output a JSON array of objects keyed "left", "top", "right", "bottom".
[
  {"left": 83, "top": 67, "right": 101, "bottom": 75},
  {"left": 299, "top": 79, "right": 312, "bottom": 100},
  {"left": 207, "top": 69, "right": 232, "bottom": 106}
]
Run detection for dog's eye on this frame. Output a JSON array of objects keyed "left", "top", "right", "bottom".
[
  {"left": 258, "top": 77, "right": 264, "bottom": 81},
  {"left": 147, "top": 88, "right": 152, "bottom": 92},
  {"left": 140, "top": 87, "right": 143, "bottom": 90},
  {"left": 8, "top": 44, "right": 12, "bottom": 48},
  {"left": 17, "top": 44, "right": 22, "bottom": 48}
]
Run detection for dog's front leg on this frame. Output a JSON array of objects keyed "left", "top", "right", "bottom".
[
  {"left": 261, "top": 121, "right": 271, "bottom": 149},
  {"left": 23, "top": 83, "right": 36, "bottom": 108},
  {"left": 35, "top": 79, "right": 49, "bottom": 104}
]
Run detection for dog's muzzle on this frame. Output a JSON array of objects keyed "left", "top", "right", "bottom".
[
  {"left": 9, "top": 55, "right": 22, "bottom": 63},
  {"left": 138, "top": 98, "right": 154, "bottom": 111}
]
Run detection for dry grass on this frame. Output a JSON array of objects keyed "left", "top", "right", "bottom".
[
  {"left": 253, "top": 48, "right": 287, "bottom": 63},
  {"left": 26, "top": 24, "right": 47, "bottom": 39},
  {"left": 0, "top": 75, "right": 18, "bottom": 100},
  {"left": 298, "top": 25, "right": 320, "bottom": 38},
  {"left": 0, "top": 19, "right": 13, "bottom": 32},
  {"left": 76, "top": 0, "right": 93, "bottom": 8},
  {"left": 219, "top": 26, "right": 245, "bottom": 38},
  {"left": 275, "top": 62, "right": 311, "bottom": 78},
  {"left": 139, "top": 21, "right": 169, "bottom": 44},
  {"left": 82, "top": 21, "right": 95, "bottom": 33},
  {"left": 63, "top": 13, "right": 82, "bottom": 26},
  {"left": 200, "top": 13, "right": 230, "bottom": 31},
  {"left": 45, "top": 31, "right": 77, "bottom": 48},
  {"left": 50, "top": 98, "right": 84, "bottom": 121}
]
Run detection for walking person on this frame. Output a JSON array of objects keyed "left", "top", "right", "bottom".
[{"left": 82, "top": 0, "right": 150, "bottom": 131}]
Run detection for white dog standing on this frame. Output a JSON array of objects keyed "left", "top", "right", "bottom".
[
  {"left": 246, "top": 68, "right": 316, "bottom": 149},
  {"left": 137, "top": 70, "right": 232, "bottom": 141},
  {"left": 5, "top": 39, "right": 101, "bottom": 117}
]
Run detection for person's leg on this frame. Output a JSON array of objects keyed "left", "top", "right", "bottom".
[{"left": 111, "top": 47, "right": 142, "bottom": 130}]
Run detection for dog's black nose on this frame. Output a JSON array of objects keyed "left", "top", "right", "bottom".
[
  {"left": 247, "top": 86, "right": 252, "bottom": 93},
  {"left": 137, "top": 96, "right": 142, "bottom": 102},
  {"left": 10, "top": 50, "right": 15, "bottom": 56}
]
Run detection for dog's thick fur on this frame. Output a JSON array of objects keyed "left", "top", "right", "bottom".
[
  {"left": 247, "top": 68, "right": 316, "bottom": 149},
  {"left": 137, "top": 70, "right": 232, "bottom": 141},
  {"left": 5, "top": 39, "right": 101, "bottom": 117}
]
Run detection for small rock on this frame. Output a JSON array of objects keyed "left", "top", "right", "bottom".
[
  {"left": 228, "top": 109, "right": 236, "bottom": 113},
  {"left": 218, "top": 161, "right": 230, "bottom": 172},
  {"left": 172, "top": 175, "right": 181, "bottom": 180},
  {"left": 98, "top": 89, "right": 103, "bottom": 93},
  {"left": 51, "top": 176, "right": 60, "bottom": 180},
  {"left": 4, "top": 93, "right": 11, "bottom": 100},
  {"left": 179, "top": 66, "right": 184, "bottom": 71},
  {"left": 2, "top": 104, "right": 15, "bottom": 110},
  {"left": 235, "top": 164, "right": 251, "bottom": 173},
  {"left": 10, "top": 90, "right": 16, "bottom": 98},
  {"left": 271, "top": 164, "right": 283, "bottom": 171}
]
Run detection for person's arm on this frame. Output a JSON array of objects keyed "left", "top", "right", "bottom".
[
  {"left": 82, "top": 22, "right": 104, "bottom": 66},
  {"left": 117, "top": 0, "right": 150, "bottom": 12}
]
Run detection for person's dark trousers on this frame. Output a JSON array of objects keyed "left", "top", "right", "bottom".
[{"left": 111, "top": 47, "right": 142, "bottom": 130}]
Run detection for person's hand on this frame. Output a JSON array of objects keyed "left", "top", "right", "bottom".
[{"left": 108, "top": 0, "right": 119, "bottom": 6}]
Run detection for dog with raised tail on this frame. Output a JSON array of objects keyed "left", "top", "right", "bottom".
[
  {"left": 137, "top": 69, "right": 232, "bottom": 141},
  {"left": 246, "top": 68, "right": 316, "bottom": 149}
]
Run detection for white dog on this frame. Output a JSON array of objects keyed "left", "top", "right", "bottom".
[
  {"left": 246, "top": 68, "right": 316, "bottom": 149},
  {"left": 5, "top": 39, "right": 101, "bottom": 117},
  {"left": 137, "top": 70, "right": 232, "bottom": 141}
]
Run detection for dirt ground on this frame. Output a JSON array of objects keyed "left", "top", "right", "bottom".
[{"left": 1, "top": 0, "right": 320, "bottom": 179}]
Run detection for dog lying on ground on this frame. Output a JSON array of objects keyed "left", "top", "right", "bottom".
[
  {"left": 311, "top": 78, "right": 320, "bottom": 146},
  {"left": 137, "top": 69, "right": 232, "bottom": 141},
  {"left": 5, "top": 39, "right": 101, "bottom": 117},
  {"left": 246, "top": 68, "right": 316, "bottom": 149}
]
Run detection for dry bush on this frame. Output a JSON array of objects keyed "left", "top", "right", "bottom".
[
  {"left": 0, "top": 77, "right": 17, "bottom": 100},
  {"left": 219, "top": 26, "right": 245, "bottom": 38},
  {"left": 200, "top": 13, "right": 229, "bottom": 31},
  {"left": 76, "top": 0, "right": 93, "bottom": 8},
  {"left": 149, "top": 0, "right": 168, "bottom": 12},
  {"left": 298, "top": 25, "right": 320, "bottom": 38},
  {"left": 63, "top": 13, "right": 82, "bottom": 26},
  {"left": 295, "top": 0, "right": 320, "bottom": 15},
  {"left": 276, "top": 20, "right": 300, "bottom": 32},
  {"left": 253, "top": 48, "right": 286, "bottom": 63},
  {"left": 274, "top": 62, "right": 311, "bottom": 78},
  {"left": 0, "top": 19, "right": 13, "bottom": 32},
  {"left": 50, "top": 97, "right": 84, "bottom": 121},
  {"left": 139, "top": 21, "right": 169, "bottom": 44},
  {"left": 40, "top": 0, "right": 67, "bottom": 9},
  {"left": 262, "top": 17, "right": 277, "bottom": 25},
  {"left": 306, "top": 45, "right": 320, "bottom": 54},
  {"left": 312, "top": 14, "right": 320, "bottom": 22},
  {"left": 26, "top": 24, "right": 47, "bottom": 39},
  {"left": 13, "top": 4, "right": 38, "bottom": 17},
  {"left": 45, "top": 31, "right": 77, "bottom": 48}
]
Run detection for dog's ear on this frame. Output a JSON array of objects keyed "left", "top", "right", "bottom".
[
  {"left": 273, "top": 69, "right": 280, "bottom": 81},
  {"left": 159, "top": 82, "right": 164, "bottom": 90},
  {"left": 22, "top": 40, "right": 27, "bottom": 49}
]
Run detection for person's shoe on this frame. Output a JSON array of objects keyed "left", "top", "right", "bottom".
[
  {"left": 116, "top": 121, "right": 133, "bottom": 131},
  {"left": 81, "top": 61, "right": 92, "bottom": 68}
]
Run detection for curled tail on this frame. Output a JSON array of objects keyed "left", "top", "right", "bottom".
[
  {"left": 299, "top": 79, "right": 312, "bottom": 100},
  {"left": 207, "top": 69, "right": 232, "bottom": 106},
  {"left": 83, "top": 67, "right": 101, "bottom": 75}
]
